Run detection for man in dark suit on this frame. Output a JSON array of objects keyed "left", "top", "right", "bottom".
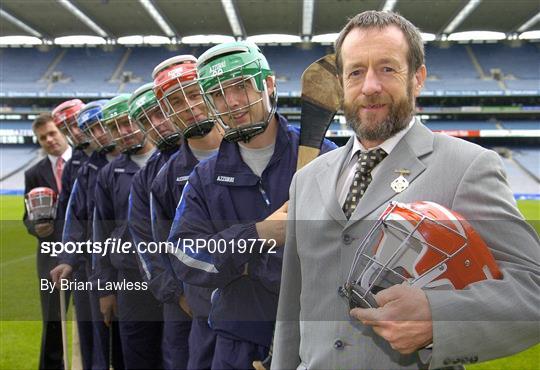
[{"left": 23, "top": 113, "right": 72, "bottom": 370}]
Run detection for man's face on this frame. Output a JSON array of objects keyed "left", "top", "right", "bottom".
[
  {"left": 209, "top": 77, "right": 272, "bottom": 128},
  {"left": 59, "top": 117, "right": 88, "bottom": 147},
  {"left": 88, "top": 121, "right": 113, "bottom": 148},
  {"left": 165, "top": 83, "right": 208, "bottom": 129},
  {"left": 340, "top": 26, "right": 426, "bottom": 143},
  {"left": 108, "top": 115, "right": 144, "bottom": 151},
  {"left": 34, "top": 120, "right": 68, "bottom": 156}
]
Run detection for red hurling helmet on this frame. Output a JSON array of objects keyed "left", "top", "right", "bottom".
[
  {"left": 52, "top": 99, "right": 89, "bottom": 149},
  {"left": 341, "top": 201, "right": 503, "bottom": 309},
  {"left": 152, "top": 55, "right": 214, "bottom": 139},
  {"left": 25, "top": 187, "right": 58, "bottom": 223}
]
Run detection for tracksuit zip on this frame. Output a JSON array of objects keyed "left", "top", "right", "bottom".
[{"left": 259, "top": 180, "right": 270, "bottom": 206}]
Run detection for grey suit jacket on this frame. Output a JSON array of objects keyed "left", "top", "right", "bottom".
[{"left": 272, "top": 120, "right": 540, "bottom": 370}]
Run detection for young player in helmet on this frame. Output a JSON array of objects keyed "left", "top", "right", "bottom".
[
  {"left": 127, "top": 82, "right": 185, "bottom": 369},
  {"left": 92, "top": 93, "right": 162, "bottom": 369},
  {"left": 149, "top": 54, "right": 223, "bottom": 370},
  {"left": 52, "top": 99, "right": 92, "bottom": 222},
  {"left": 166, "top": 41, "right": 337, "bottom": 369},
  {"left": 50, "top": 99, "right": 124, "bottom": 370}
]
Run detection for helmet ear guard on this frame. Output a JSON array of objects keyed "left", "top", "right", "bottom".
[{"left": 340, "top": 201, "right": 503, "bottom": 309}]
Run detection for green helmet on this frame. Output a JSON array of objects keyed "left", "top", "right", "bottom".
[
  {"left": 197, "top": 41, "right": 277, "bottom": 143},
  {"left": 103, "top": 93, "right": 146, "bottom": 154},
  {"left": 102, "top": 94, "right": 131, "bottom": 122},
  {"left": 128, "top": 83, "right": 180, "bottom": 151},
  {"left": 197, "top": 41, "right": 273, "bottom": 94}
]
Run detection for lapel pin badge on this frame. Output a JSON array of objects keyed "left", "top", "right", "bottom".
[{"left": 391, "top": 169, "right": 410, "bottom": 193}]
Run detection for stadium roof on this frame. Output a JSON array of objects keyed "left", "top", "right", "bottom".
[{"left": 1, "top": 0, "right": 539, "bottom": 44}]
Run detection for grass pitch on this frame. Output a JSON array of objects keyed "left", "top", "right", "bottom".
[{"left": 0, "top": 195, "right": 538, "bottom": 369}]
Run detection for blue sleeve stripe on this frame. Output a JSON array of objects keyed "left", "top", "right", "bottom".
[
  {"left": 62, "top": 179, "right": 78, "bottom": 242},
  {"left": 168, "top": 245, "right": 219, "bottom": 274},
  {"left": 91, "top": 207, "right": 98, "bottom": 271},
  {"left": 150, "top": 191, "right": 159, "bottom": 241},
  {"left": 128, "top": 192, "right": 152, "bottom": 280}
]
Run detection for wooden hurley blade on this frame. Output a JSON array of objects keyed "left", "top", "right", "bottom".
[{"left": 297, "top": 53, "right": 343, "bottom": 170}]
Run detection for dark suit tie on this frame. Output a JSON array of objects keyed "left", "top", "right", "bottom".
[{"left": 342, "top": 148, "right": 387, "bottom": 219}]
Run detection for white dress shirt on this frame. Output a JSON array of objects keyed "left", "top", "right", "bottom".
[
  {"left": 48, "top": 146, "right": 72, "bottom": 175},
  {"left": 336, "top": 117, "right": 416, "bottom": 206}
]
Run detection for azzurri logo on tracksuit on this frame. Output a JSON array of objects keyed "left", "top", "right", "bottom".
[
  {"left": 167, "top": 115, "right": 337, "bottom": 368},
  {"left": 93, "top": 153, "right": 162, "bottom": 370},
  {"left": 151, "top": 142, "right": 218, "bottom": 370},
  {"left": 128, "top": 146, "right": 191, "bottom": 370}
]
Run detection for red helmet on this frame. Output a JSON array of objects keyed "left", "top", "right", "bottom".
[
  {"left": 52, "top": 99, "right": 90, "bottom": 149},
  {"left": 342, "top": 201, "right": 503, "bottom": 308},
  {"left": 152, "top": 55, "right": 214, "bottom": 139},
  {"left": 24, "top": 187, "right": 58, "bottom": 223}
]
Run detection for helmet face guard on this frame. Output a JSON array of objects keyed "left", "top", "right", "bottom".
[
  {"left": 153, "top": 55, "right": 214, "bottom": 140},
  {"left": 78, "top": 100, "right": 115, "bottom": 153},
  {"left": 341, "top": 201, "right": 502, "bottom": 309},
  {"left": 102, "top": 94, "right": 146, "bottom": 155},
  {"left": 52, "top": 99, "right": 90, "bottom": 150},
  {"left": 25, "top": 187, "right": 57, "bottom": 223},
  {"left": 106, "top": 114, "right": 146, "bottom": 155},
  {"left": 129, "top": 83, "right": 180, "bottom": 151},
  {"left": 197, "top": 42, "right": 277, "bottom": 143}
]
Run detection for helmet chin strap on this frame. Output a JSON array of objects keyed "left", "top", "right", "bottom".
[
  {"left": 182, "top": 119, "right": 215, "bottom": 139},
  {"left": 156, "top": 132, "right": 181, "bottom": 151},
  {"left": 99, "top": 143, "right": 116, "bottom": 154},
  {"left": 123, "top": 136, "right": 147, "bottom": 155},
  {"left": 74, "top": 141, "right": 90, "bottom": 150}
]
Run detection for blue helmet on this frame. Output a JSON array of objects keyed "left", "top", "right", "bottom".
[
  {"left": 77, "top": 99, "right": 109, "bottom": 131},
  {"left": 77, "top": 99, "right": 115, "bottom": 153}
]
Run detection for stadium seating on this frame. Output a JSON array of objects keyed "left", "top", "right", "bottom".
[
  {"left": 0, "top": 145, "right": 39, "bottom": 179},
  {"left": 3, "top": 42, "right": 536, "bottom": 96},
  {"left": 425, "top": 44, "right": 478, "bottom": 79},
  {"left": 424, "top": 120, "right": 500, "bottom": 130},
  {"left": 500, "top": 156, "right": 540, "bottom": 194},
  {"left": 0, "top": 48, "right": 58, "bottom": 83},
  {"left": 512, "top": 149, "right": 540, "bottom": 180},
  {"left": 473, "top": 43, "right": 540, "bottom": 80},
  {"left": 501, "top": 120, "right": 540, "bottom": 130}
]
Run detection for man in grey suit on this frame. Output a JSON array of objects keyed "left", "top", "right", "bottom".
[{"left": 272, "top": 10, "right": 540, "bottom": 370}]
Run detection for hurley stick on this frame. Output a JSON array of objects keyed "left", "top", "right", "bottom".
[{"left": 297, "top": 53, "right": 343, "bottom": 170}]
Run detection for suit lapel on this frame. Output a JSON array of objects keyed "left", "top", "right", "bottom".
[
  {"left": 347, "top": 121, "right": 434, "bottom": 225},
  {"left": 315, "top": 138, "right": 353, "bottom": 227},
  {"left": 39, "top": 157, "right": 58, "bottom": 192}
]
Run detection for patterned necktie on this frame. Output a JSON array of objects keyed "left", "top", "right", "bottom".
[
  {"left": 55, "top": 157, "right": 64, "bottom": 193},
  {"left": 342, "top": 148, "right": 387, "bottom": 219}
]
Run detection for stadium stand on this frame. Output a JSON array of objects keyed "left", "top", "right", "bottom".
[
  {"left": 473, "top": 43, "right": 540, "bottom": 80},
  {"left": 512, "top": 149, "right": 540, "bottom": 180},
  {"left": 424, "top": 120, "right": 500, "bottom": 130},
  {"left": 1, "top": 43, "right": 538, "bottom": 96},
  {"left": 48, "top": 48, "right": 124, "bottom": 94},
  {"left": 501, "top": 120, "right": 540, "bottom": 130},
  {"left": 0, "top": 144, "right": 40, "bottom": 183},
  {"left": 500, "top": 156, "right": 540, "bottom": 195},
  {"left": 425, "top": 44, "right": 478, "bottom": 79}
]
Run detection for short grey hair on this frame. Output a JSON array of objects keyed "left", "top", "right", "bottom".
[{"left": 334, "top": 11, "right": 424, "bottom": 77}]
